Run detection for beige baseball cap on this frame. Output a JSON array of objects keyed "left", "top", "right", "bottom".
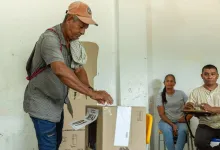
[{"left": 66, "top": 1, "right": 98, "bottom": 26}]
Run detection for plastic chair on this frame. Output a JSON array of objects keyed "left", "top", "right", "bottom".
[
  {"left": 146, "top": 114, "right": 153, "bottom": 144},
  {"left": 158, "top": 130, "right": 166, "bottom": 150}
]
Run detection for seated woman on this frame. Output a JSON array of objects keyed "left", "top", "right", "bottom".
[{"left": 157, "top": 74, "right": 192, "bottom": 150}]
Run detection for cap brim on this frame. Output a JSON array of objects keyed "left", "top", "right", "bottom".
[{"left": 77, "top": 16, "right": 98, "bottom": 26}]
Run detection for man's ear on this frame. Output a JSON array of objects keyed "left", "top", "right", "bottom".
[{"left": 66, "top": 15, "right": 73, "bottom": 23}]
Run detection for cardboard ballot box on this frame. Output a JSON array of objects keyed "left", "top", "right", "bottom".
[
  {"left": 60, "top": 41, "right": 98, "bottom": 150},
  {"left": 59, "top": 130, "right": 86, "bottom": 150},
  {"left": 63, "top": 41, "right": 98, "bottom": 131},
  {"left": 84, "top": 106, "right": 146, "bottom": 150}
]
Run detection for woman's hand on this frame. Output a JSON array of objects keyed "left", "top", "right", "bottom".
[
  {"left": 178, "top": 116, "right": 186, "bottom": 123},
  {"left": 172, "top": 124, "right": 178, "bottom": 136}
]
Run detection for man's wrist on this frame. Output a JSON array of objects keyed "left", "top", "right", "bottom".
[
  {"left": 87, "top": 86, "right": 96, "bottom": 98},
  {"left": 211, "top": 107, "right": 217, "bottom": 113}
]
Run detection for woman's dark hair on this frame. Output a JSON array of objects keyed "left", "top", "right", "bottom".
[{"left": 161, "top": 74, "right": 176, "bottom": 104}]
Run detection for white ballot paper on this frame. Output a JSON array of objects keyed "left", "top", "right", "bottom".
[
  {"left": 114, "top": 106, "right": 132, "bottom": 146},
  {"left": 70, "top": 108, "right": 99, "bottom": 130}
]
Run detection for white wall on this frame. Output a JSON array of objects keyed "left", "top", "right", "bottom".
[
  {"left": 0, "top": 0, "right": 148, "bottom": 149},
  {"left": 147, "top": 0, "right": 220, "bottom": 149},
  {"left": 118, "top": 0, "right": 148, "bottom": 107}
]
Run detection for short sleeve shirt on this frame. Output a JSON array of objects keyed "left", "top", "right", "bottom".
[
  {"left": 187, "top": 85, "right": 220, "bottom": 129},
  {"left": 157, "top": 90, "right": 188, "bottom": 122},
  {"left": 23, "top": 24, "right": 72, "bottom": 122}
]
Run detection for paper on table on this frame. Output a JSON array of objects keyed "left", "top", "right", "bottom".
[
  {"left": 114, "top": 106, "right": 132, "bottom": 146},
  {"left": 70, "top": 108, "right": 99, "bottom": 130}
]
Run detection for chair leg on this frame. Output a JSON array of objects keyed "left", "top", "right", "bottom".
[
  {"left": 187, "top": 134, "right": 190, "bottom": 150},
  {"left": 190, "top": 135, "right": 194, "bottom": 150},
  {"left": 163, "top": 135, "right": 166, "bottom": 150},
  {"left": 158, "top": 133, "right": 160, "bottom": 150}
]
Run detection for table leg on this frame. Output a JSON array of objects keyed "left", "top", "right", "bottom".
[{"left": 184, "top": 114, "right": 195, "bottom": 138}]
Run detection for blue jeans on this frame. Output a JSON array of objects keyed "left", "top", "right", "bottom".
[
  {"left": 159, "top": 120, "right": 188, "bottom": 150},
  {"left": 31, "top": 112, "right": 64, "bottom": 150}
]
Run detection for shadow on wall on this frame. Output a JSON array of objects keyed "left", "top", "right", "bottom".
[
  {"left": 149, "top": 79, "right": 162, "bottom": 115},
  {"left": 148, "top": 79, "right": 162, "bottom": 150}
]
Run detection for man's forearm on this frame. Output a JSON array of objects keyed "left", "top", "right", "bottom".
[
  {"left": 212, "top": 107, "right": 220, "bottom": 113},
  {"left": 74, "top": 67, "right": 90, "bottom": 87},
  {"left": 52, "top": 63, "right": 93, "bottom": 97}
]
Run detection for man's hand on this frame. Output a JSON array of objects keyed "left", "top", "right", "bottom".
[
  {"left": 90, "top": 90, "right": 113, "bottom": 105},
  {"left": 184, "top": 102, "right": 195, "bottom": 110},
  {"left": 200, "top": 103, "right": 213, "bottom": 112}
]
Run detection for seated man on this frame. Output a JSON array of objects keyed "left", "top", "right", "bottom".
[{"left": 185, "top": 64, "right": 220, "bottom": 150}]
